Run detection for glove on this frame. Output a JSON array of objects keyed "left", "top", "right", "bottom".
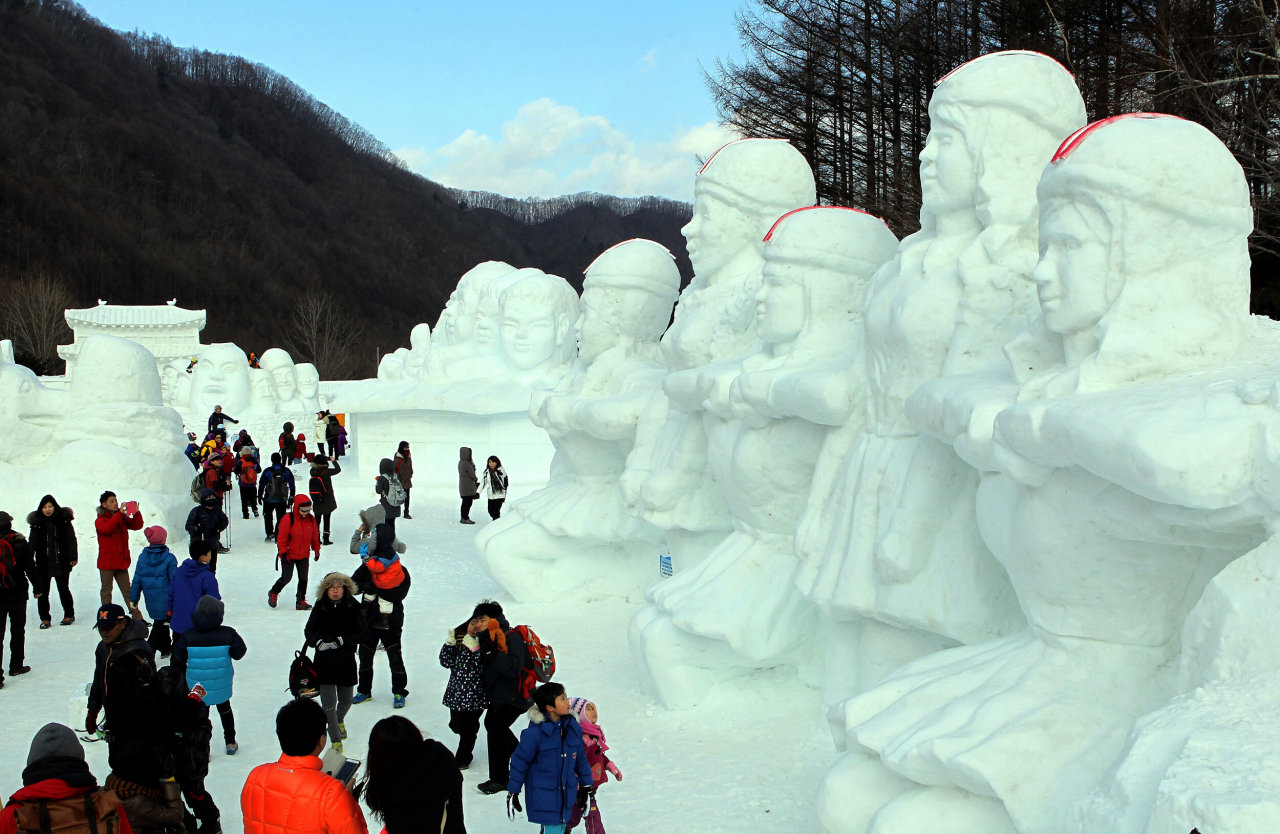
[
  {"left": 314, "top": 552, "right": 320, "bottom": 562},
  {"left": 506, "top": 792, "right": 522, "bottom": 819},
  {"left": 576, "top": 786, "right": 592, "bottom": 811},
  {"left": 606, "top": 762, "right": 623, "bottom": 780},
  {"left": 85, "top": 709, "right": 99, "bottom": 734},
  {"left": 316, "top": 641, "right": 339, "bottom": 651},
  {"left": 444, "top": 629, "right": 457, "bottom": 646},
  {"left": 359, "top": 542, "right": 369, "bottom": 558}
]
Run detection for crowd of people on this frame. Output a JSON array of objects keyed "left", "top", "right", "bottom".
[{"left": 0, "top": 421, "right": 621, "bottom": 834}]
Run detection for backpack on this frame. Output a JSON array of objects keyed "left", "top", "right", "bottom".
[
  {"left": 189, "top": 474, "right": 204, "bottom": 504},
  {"left": 385, "top": 475, "right": 407, "bottom": 508},
  {"left": 509, "top": 624, "right": 555, "bottom": 700},
  {"left": 0, "top": 536, "right": 16, "bottom": 591},
  {"left": 13, "top": 789, "right": 125, "bottom": 834},
  {"left": 240, "top": 460, "right": 258, "bottom": 485},
  {"left": 266, "top": 469, "right": 289, "bottom": 503},
  {"left": 289, "top": 646, "right": 320, "bottom": 698},
  {"left": 309, "top": 475, "right": 329, "bottom": 507}
]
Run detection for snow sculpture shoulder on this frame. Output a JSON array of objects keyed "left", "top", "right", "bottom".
[
  {"left": 476, "top": 239, "right": 680, "bottom": 600},
  {"left": 620, "top": 138, "right": 816, "bottom": 571},
  {"left": 795, "top": 51, "right": 1085, "bottom": 718},
  {"left": 631, "top": 207, "right": 898, "bottom": 708},
  {"left": 824, "top": 114, "right": 1273, "bottom": 834}
]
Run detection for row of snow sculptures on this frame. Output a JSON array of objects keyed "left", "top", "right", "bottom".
[
  {"left": 475, "top": 240, "right": 682, "bottom": 599},
  {"left": 161, "top": 345, "right": 321, "bottom": 418}
]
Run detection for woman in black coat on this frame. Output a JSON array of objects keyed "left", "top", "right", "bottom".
[
  {"left": 27, "top": 494, "right": 77, "bottom": 627},
  {"left": 304, "top": 572, "right": 364, "bottom": 751},
  {"left": 359, "top": 715, "right": 465, "bottom": 834},
  {"left": 307, "top": 455, "right": 341, "bottom": 547}
]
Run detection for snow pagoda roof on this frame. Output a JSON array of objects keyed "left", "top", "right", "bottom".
[{"left": 65, "top": 301, "right": 205, "bottom": 330}]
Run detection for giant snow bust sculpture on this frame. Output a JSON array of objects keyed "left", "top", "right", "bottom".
[
  {"left": 169, "top": 343, "right": 313, "bottom": 441},
  {"left": 631, "top": 207, "right": 898, "bottom": 708},
  {"left": 819, "top": 115, "right": 1275, "bottom": 834},
  {"left": 476, "top": 239, "right": 680, "bottom": 601},
  {"left": 619, "top": 138, "right": 817, "bottom": 575}
]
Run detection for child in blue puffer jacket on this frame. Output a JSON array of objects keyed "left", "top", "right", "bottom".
[
  {"left": 507, "top": 683, "right": 595, "bottom": 833},
  {"left": 173, "top": 595, "right": 247, "bottom": 756},
  {"left": 130, "top": 526, "right": 177, "bottom": 657}
]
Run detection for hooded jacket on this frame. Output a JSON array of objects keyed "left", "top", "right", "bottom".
[
  {"left": 0, "top": 756, "right": 135, "bottom": 834},
  {"left": 371, "top": 739, "right": 465, "bottom": 834},
  {"left": 88, "top": 619, "right": 155, "bottom": 718},
  {"left": 303, "top": 579, "right": 363, "bottom": 687},
  {"left": 507, "top": 707, "right": 594, "bottom": 825},
  {"left": 240, "top": 754, "right": 367, "bottom": 834},
  {"left": 0, "top": 515, "right": 40, "bottom": 604},
  {"left": 457, "top": 447, "right": 478, "bottom": 497},
  {"left": 167, "top": 559, "right": 220, "bottom": 635},
  {"left": 308, "top": 459, "right": 341, "bottom": 516},
  {"left": 185, "top": 491, "right": 228, "bottom": 543},
  {"left": 479, "top": 612, "right": 529, "bottom": 708},
  {"left": 95, "top": 506, "right": 144, "bottom": 571},
  {"left": 482, "top": 464, "right": 508, "bottom": 499},
  {"left": 375, "top": 459, "right": 403, "bottom": 519},
  {"left": 277, "top": 496, "right": 321, "bottom": 562},
  {"left": 26, "top": 497, "right": 77, "bottom": 578},
  {"left": 440, "top": 623, "right": 488, "bottom": 713},
  {"left": 130, "top": 544, "right": 177, "bottom": 620},
  {"left": 173, "top": 596, "right": 246, "bottom": 706},
  {"left": 394, "top": 450, "right": 414, "bottom": 490}
]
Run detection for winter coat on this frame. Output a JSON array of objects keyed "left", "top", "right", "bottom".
[
  {"left": 507, "top": 708, "right": 594, "bottom": 825},
  {"left": 351, "top": 556, "right": 411, "bottom": 633},
  {"left": 278, "top": 431, "right": 297, "bottom": 458},
  {"left": 277, "top": 496, "right": 321, "bottom": 562},
  {"left": 0, "top": 758, "right": 137, "bottom": 834},
  {"left": 146, "top": 665, "right": 213, "bottom": 783},
  {"left": 240, "top": 754, "right": 368, "bottom": 834},
  {"left": 479, "top": 613, "right": 530, "bottom": 708},
  {"left": 185, "top": 491, "right": 228, "bottom": 544},
  {"left": 482, "top": 466, "right": 508, "bottom": 498},
  {"left": 336, "top": 425, "right": 348, "bottom": 455},
  {"left": 308, "top": 460, "right": 341, "bottom": 515},
  {"left": 185, "top": 443, "right": 201, "bottom": 469},
  {"left": 208, "top": 410, "right": 238, "bottom": 434},
  {"left": 89, "top": 622, "right": 156, "bottom": 747},
  {"left": 375, "top": 739, "right": 465, "bottom": 834},
  {"left": 303, "top": 591, "right": 363, "bottom": 686},
  {"left": 313, "top": 418, "right": 329, "bottom": 445},
  {"left": 440, "top": 628, "right": 488, "bottom": 712},
  {"left": 95, "top": 506, "right": 144, "bottom": 570},
  {"left": 88, "top": 618, "right": 153, "bottom": 711},
  {"left": 458, "top": 447, "right": 478, "bottom": 497},
  {"left": 325, "top": 418, "right": 340, "bottom": 445},
  {"left": 26, "top": 500, "right": 77, "bottom": 578},
  {"left": 579, "top": 720, "right": 618, "bottom": 788},
  {"left": 129, "top": 544, "right": 177, "bottom": 620},
  {"left": 172, "top": 596, "right": 246, "bottom": 705},
  {"left": 375, "top": 459, "right": 403, "bottom": 520},
  {"left": 0, "top": 529, "right": 40, "bottom": 603},
  {"left": 103, "top": 774, "right": 184, "bottom": 834},
  {"left": 394, "top": 451, "right": 414, "bottom": 490},
  {"left": 258, "top": 464, "right": 295, "bottom": 505},
  {"left": 167, "top": 559, "right": 220, "bottom": 635}
]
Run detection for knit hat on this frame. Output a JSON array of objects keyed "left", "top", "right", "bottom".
[
  {"left": 27, "top": 723, "right": 84, "bottom": 767},
  {"left": 568, "top": 696, "right": 592, "bottom": 722},
  {"left": 143, "top": 526, "right": 167, "bottom": 546}
]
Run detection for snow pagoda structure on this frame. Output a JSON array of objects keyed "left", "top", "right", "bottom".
[{"left": 58, "top": 299, "right": 205, "bottom": 375}]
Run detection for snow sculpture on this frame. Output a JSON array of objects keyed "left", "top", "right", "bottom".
[
  {"left": 250, "top": 367, "right": 278, "bottom": 413},
  {"left": 434, "top": 261, "right": 516, "bottom": 346},
  {"left": 378, "top": 348, "right": 411, "bottom": 381},
  {"left": 497, "top": 269, "right": 580, "bottom": 385},
  {"left": 795, "top": 51, "right": 1086, "bottom": 713},
  {"left": 295, "top": 362, "right": 322, "bottom": 412},
  {"left": 476, "top": 239, "right": 680, "bottom": 601},
  {"left": 260, "top": 347, "right": 301, "bottom": 409},
  {"left": 185, "top": 343, "right": 253, "bottom": 416},
  {"left": 619, "top": 138, "right": 816, "bottom": 577},
  {"left": 631, "top": 207, "right": 899, "bottom": 709},
  {"left": 403, "top": 323, "right": 431, "bottom": 380},
  {"left": 821, "top": 114, "right": 1267, "bottom": 834}
]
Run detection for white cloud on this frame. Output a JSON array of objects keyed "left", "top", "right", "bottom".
[
  {"left": 395, "top": 98, "right": 738, "bottom": 202},
  {"left": 640, "top": 48, "right": 658, "bottom": 72}
]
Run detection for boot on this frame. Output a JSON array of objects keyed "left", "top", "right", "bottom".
[
  {"left": 268, "top": 592, "right": 278, "bottom": 609},
  {"left": 295, "top": 599, "right": 312, "bottom": 611},
  {"left": 322, "top": 533, "right": 332, "bottom": 546}
]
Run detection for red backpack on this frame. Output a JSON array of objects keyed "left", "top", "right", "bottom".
[{"left": 509, "top": 624, "right": 556, "bottom": 700}]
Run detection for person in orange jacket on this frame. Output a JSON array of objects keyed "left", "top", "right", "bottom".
[
  {"left": 94, "top": 491, "right": 144, "bottom": 616},
  {"left": 268, "top": 496, "right": 320, "bottom": 611},
  {"left": 241, "top": 698, "right": 367, "bottom": 834}
]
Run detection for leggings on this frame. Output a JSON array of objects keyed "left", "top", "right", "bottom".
[
  {"left": 270, "top": 558, "right": 310, "bottom": 602},
  {"left": 488, "top": 498, "right": 505, "bottom": 520},
  {"left": 460, "top": 494, "right": 479, "bottom": 521},
  {"left": 316, "top": 511, "right": 331, "bottom": 537},
  {"left": 449, "top": 709, "right": 483, "bottom": 766},
  {"left": 99, "top": 569, "right": 131, "bottom": 608},
  {"left": 37, "top": 574, "right": 74, "bottom": 621},
  {"left": 320, "top": 684, "right": 353, "bottom": 743},
  {"left": 402, "top": 489, "right": 410, "bottom": 515}
]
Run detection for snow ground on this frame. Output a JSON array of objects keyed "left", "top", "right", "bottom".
[{"left": 0, "top": 468, "right": 830, "bottom": 833}]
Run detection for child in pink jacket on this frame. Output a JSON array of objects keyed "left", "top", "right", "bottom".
[{"left": 567, "top": 696, "right": 622, "bottom": 834}]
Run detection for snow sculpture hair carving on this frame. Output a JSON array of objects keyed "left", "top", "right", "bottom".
[
  {"left": 498, "top": 268, "right": 581, "bottom": 376},
  {"left": 476, "top": 239, "right": 680, "bottom": 601}
]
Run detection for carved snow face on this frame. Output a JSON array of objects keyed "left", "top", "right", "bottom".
[
  {"left": 1033, "top": 201, "right": 1116, "bottom": 336},
  {"left": 501, "top": 303, "right": 559, "bottom": 370},
  {"left": 190, "top": 344, "right": 251, "bottom": 414},
  {"left": 252, "top": 369, "right": 278, "bottom": 410},
  {"left": 575, "top": 288, "right": 619, "bottom": 364},
  {"left": 296, "top": 364, "right": 319, "bottom": 399},
  {"left": 446, "top": 286, "right": 481, "bottom": 344},
  {"left": 681, "top": 192, "right": 761, "bottom": 281},
  {"left": 271, "top": 364, "right": 298, "bottom": 402},
  {"left": 160, "top": 364, "right": 178, "bottom": 403},
  {"left": 474, "top": 294, "right": 503, "bottom": 349},
  {"left": 919, "top": 118, "right": 977, "bottom": 215},
  {"left": 756, "top": 261, "right": 807, "bottom": 344}
]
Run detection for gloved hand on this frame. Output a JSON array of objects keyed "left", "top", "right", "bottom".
[
  {"left": 316, "top": 641, "right": 339, "bottom": 651},
  {"left": 606, "top": 762, "right": 623, "bottom": 780},
  {"left": 85, "top": 709, "right": 99, "bottom": 735},
  {"left": 576, "top": 786, "right": 593, "bottom": 811},
  {"left": 444, "top": 629, "right": 458, "bottom": 646},
  {"left": 506, "top": 792, "right": 522, "bottom": 820},
  {"left": 313, "top": 552, "right": 320, "bottom": 562}
]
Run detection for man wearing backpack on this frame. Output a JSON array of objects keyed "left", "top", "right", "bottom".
[
  {"left": 471, "top": 600, "right": 531, "bottom": 796},
  {"left": 0, "top": 723, "right": 135, "bottom": 834},
  {"left": 86, "top": 604, "right": 155, "bottom": 753},
  {"left": 0, "top": 512, "right": 42, "bottom": 687},
  {"left": 258, "top": 453, "right": 295, "bottom": 543},
  {"left": 374, "top": 459, "right": 405, "bottom": 531},
  {"left": 235, "top": 449, "right": 260, "bottom": 520}
]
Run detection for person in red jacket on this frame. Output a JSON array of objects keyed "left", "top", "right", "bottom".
[
  {"left": 269, "top": 496, "right": 320, "bottom": 611},
  {"left": 0, "top": 723, "right": 135, "bottom": 834},
  {"left": 95, "top": 491, "right": 144, "bottom": 616},
  {"left": 241, "top": 698, "right": 366, "bottom": 834}
]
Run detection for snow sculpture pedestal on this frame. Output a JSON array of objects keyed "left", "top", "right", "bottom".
[
  {"left": 475, "top": 240, "right": 680, "bottom": 603},
  {"left": 630, "top": 207, "right": 898, "bottom": 709},
  {"left": 820, "top": 114, "right": 1267, "bottom": 834}
]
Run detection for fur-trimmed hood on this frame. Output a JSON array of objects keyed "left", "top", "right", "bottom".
[
  {"left": 525, "top": 706, "right": 583, "bottom": 730},
  {"left": 315, "top": 571, "right": 357, "bottom": 600},
  {"left": 27, "top": 506, "right": 74, "bottom": 527}
]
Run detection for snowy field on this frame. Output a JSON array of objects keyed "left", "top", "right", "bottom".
[{"left": 0, "top": 464, "right": 830, "bottom": 833}]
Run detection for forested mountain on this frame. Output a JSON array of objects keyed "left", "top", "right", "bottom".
[{"left": 0, "top": 0, "right": 693, "bottom": 376}]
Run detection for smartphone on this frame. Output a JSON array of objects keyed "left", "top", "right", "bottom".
[
  {"left": 123, "top": 501, "right": 139, "bottom": 516},
  {"left": 334, "top": 758, "right": 361, "bottom": 786}
]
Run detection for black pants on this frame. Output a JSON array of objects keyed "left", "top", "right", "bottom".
[
  {"left": 270, "top": 558, "right": 310, "bottom": 602},
  {"left": 358, "top": 628, "right": 407, "bottom": 695},
  {"left": 36, "top": 574, "right": 74, "bottom": 621},
  {"left": 449, "top": 709, "right": 483, "bottom": 766},
  {"left": 263, "top": 502, "right": 286, "bottom": 538},
  {"left": 216, "top": 700, "right": 235, "bottom": 744},
  {"left": 179, "top": 776, "right": 219, "bottom": 829},
  {"left": 239, "top": 485, "right": 258, "bottom": 518},
  {"left": 488, "top": 498, "right": 505, "bottom": 519},
  {"left": 485, "top": 703, "right": 525, "bottom": 783},
  {"left": 402, "top": 489, "right": 411, "bottom": 516},
  {"left": 317, "top": 511, "right": 331, "bottom": 538},
  {"left": 461, "top": 493, "right": 479, "bottom": 521},
  {"left": 148, "top": 619, "right": 173, "bottom": 657},
  {"left": 0, "top": 599, "right": 26, "bottom": 677}
]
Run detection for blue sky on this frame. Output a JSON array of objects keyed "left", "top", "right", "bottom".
[{"left": 76, "top": 0, "right": 747, "bottom": 200}]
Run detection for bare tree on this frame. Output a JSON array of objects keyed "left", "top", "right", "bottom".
[
  {"left": 0, "top": 269, "right": 73, "bottom": 375},
  {"left": 283, "top": 290, "right": 365, "bottom": 380}
]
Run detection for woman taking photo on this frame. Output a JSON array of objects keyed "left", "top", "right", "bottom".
[
  {"left": 27, "top": 494, "right": 77, "bottom": 627},
  {"left": 359, "top": 715, "right": 465, "bottom": 834},
  {"left": 304, "top": 572, "right": 364, "bottom": 754}
]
